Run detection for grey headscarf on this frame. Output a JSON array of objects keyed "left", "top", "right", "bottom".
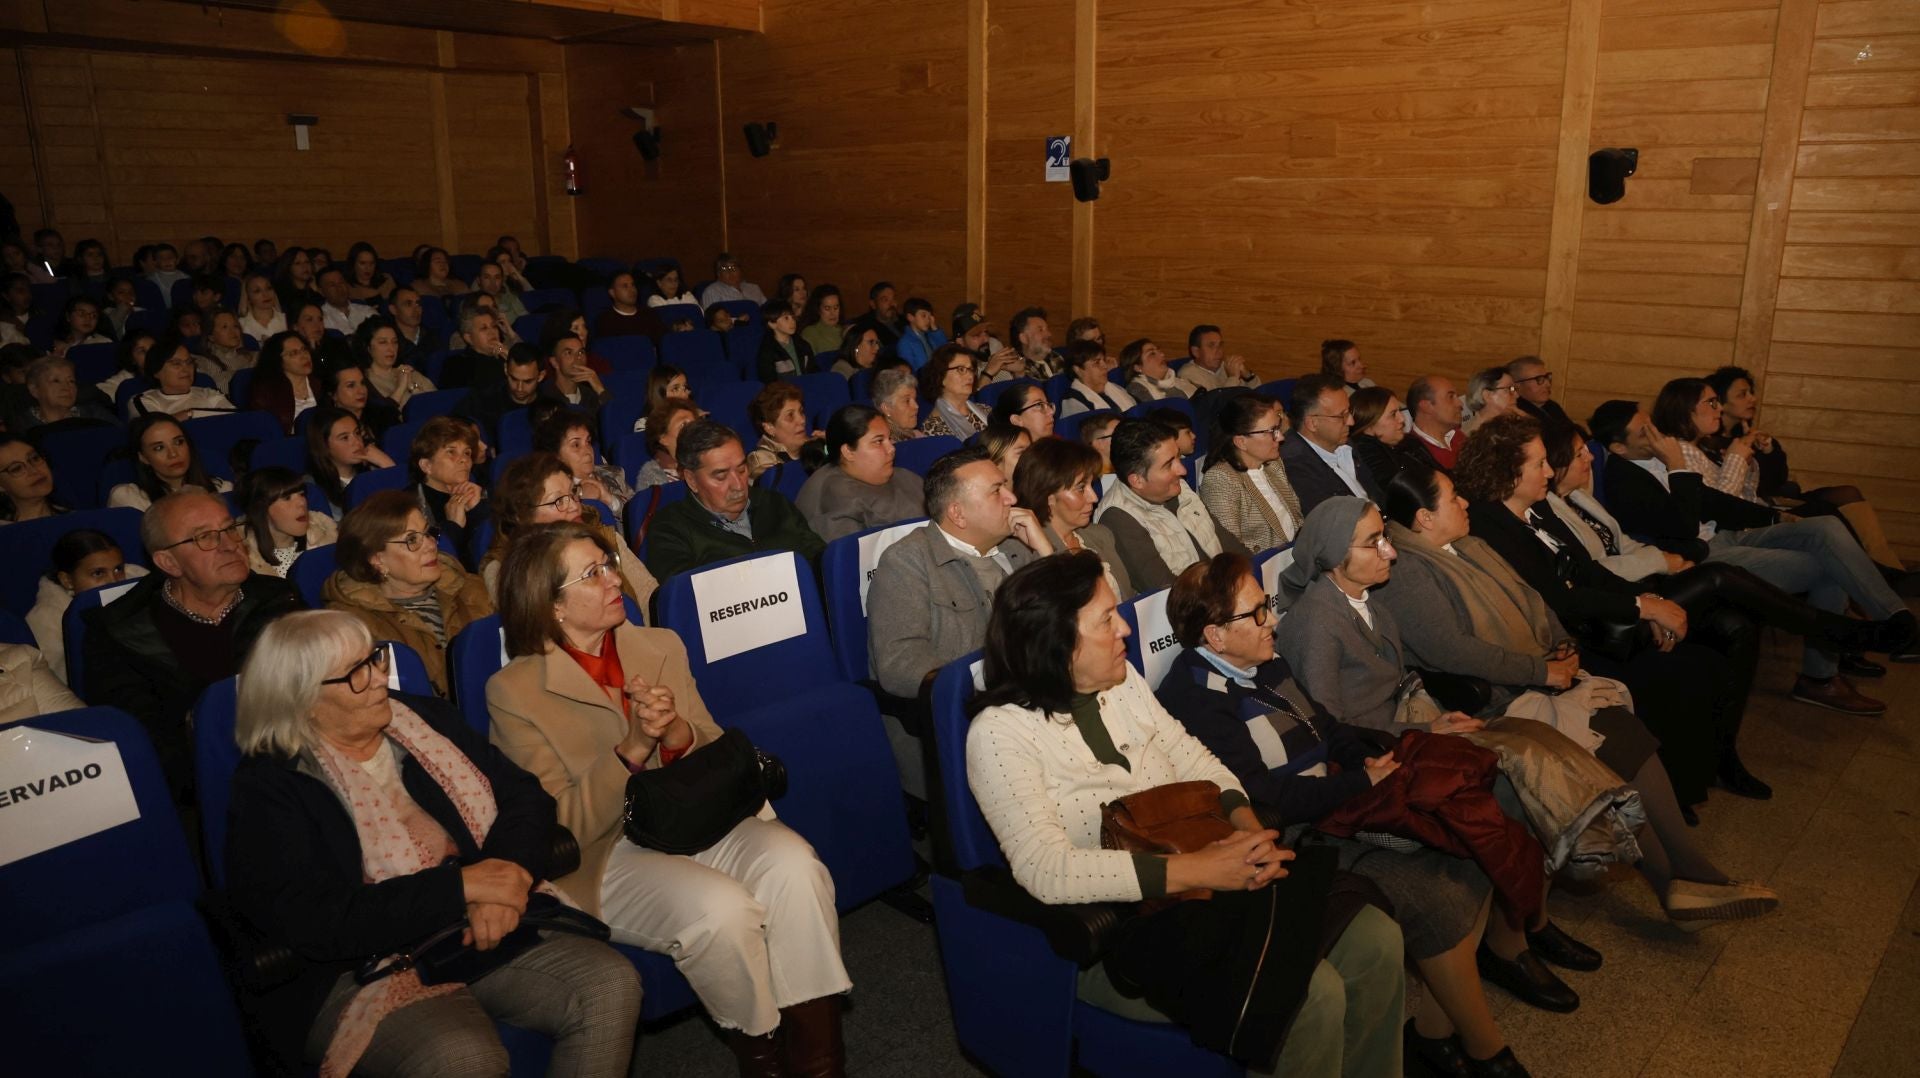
[{"left": 1277, "top": 496, "right": 1373, "bottom": 605}]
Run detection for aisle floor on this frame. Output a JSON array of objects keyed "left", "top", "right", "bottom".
[{"left": 632, "top": 626, "right": 1920, "bottom": 1078}]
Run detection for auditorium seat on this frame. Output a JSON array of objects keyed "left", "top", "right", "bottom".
[
  {"left": 61, "top": 576, "right": 141, "bottom": 694},
  {"left": 1126, "top": 397, "right": 1194, "bottom": 425},
  {"left": 757, "top": 459, "right": 808, "bottom": 503},
  {"left": 0, "top": 508, "right": 146, "bottom": 616},
  {"left": 661, "top": 328, "right": 726, "bottom": 370},
  {"left": 517, "top": 287, "right": 575, "bottom": 312},
  {"left": 247, "top": 434, "right": 307, "bottom": 477},
  {"left": 628, "top": 481, "right": 691, "bottom": 564},
  {"left": 577, "top": 257, "right": 629, "bottom": 282},
  {"left": 0, "top": 707, "right": 253, "bottom": 1077},
  {"left": 790, "top": 372, "right": 851, "bottom": 427},
  {"left": 0, "top": 607, "right": 34, "bottom": 645},
  {"left": 893, "top": 434, "right": 962, "bottom": 478},
  {"left": 925, "top": 654, "right": 1241, "bottom": 1078},
  {"left": 43, "top": 423, "right": 129, "bottom": 510},
  {"left": 66, "top": 341, "right": 119, "bottom": 385},
  {"left": 595, "top": 334, "right": 656, "bottom": 372},
  {"left": 820, "top": 519, "right": 928, "bottom": 684},
  {"left": 1054, "top": 408, "right": 1117, "bottom": 443},
  {"left": 512, "top": 313, "right": 546, "bottom": 344},
  {"left": 1256, "top": 378, "right": 1298, "bottom": 412},
  {"left": 1118, "top": 586, "right": 1181, "bottom": 690},
  {"left": 345, "top": 464, "right": 411, "bottom": 509},
  {"left": 403, "top": 388, "right": 465, "bottom": 422},
  {"left": 288, "top": 545, "right": 338, "bottom": 608},
  {"left": 972, "top": 377, "right": 1040, "bottom": 411},
  {"left": 182, "top": 410, "right": 285, "bottom": 480},
  {"left": 699, "top": 380, "right": 762, "bottom": 441}
]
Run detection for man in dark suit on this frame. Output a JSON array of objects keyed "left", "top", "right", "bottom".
[
  {"left": 1591, "top": 399, "right": 1915, "bottom": 715},
  {"left": 1279, "top": 373, "right": 1385, "bottom": 514}
]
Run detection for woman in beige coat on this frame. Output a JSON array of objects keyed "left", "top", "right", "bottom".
[
  {"left": 485, "top": 522, "right": 850, "bottom": 1078},
  {"left": 1198, "top": 392, "right": 1306, "bottom": 553},
  {"left": 321, "top": 489, "right": 494, "bottom": 697}
]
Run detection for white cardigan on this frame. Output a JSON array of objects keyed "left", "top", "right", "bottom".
[
  {"left": 1543, "top": 490, "right": 1672, "bottom": 583},
  {"left": 966, "top": 665, "right": 1245, "bottom": 906}
]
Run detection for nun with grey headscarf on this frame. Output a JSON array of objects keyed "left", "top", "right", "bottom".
[{"left": 1274, "top": 497, "right": 1485, "bottom": 737}]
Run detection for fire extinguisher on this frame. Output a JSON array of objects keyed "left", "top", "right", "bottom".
[{"left": 564, "top": 145, "right": 583, "bottom": 196}]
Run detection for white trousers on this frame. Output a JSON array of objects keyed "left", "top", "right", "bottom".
[{"left": 599, "top": 816, "right": 850, "bottom": 1035}]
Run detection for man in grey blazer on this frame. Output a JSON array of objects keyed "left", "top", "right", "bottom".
[{"left": 867, "top": 446, "right": 1051, "bottom": 698}]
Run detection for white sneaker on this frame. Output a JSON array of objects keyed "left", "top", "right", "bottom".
[{"left": 1664, "top": 879, "right": 1780, "bottom": 930}]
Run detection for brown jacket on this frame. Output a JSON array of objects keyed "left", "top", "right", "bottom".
[
  {"left": 321, "top": 552, "right": 495, "bottom": 696},
  {"left": 484, "top": 625, "right": 724, "bottom": 915}
]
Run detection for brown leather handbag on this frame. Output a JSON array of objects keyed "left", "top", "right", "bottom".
[{"left": 1100, "top": 780, "right": 1237, "bottom": 905}]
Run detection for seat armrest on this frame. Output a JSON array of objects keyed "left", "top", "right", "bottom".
[{"left": 959, "top": 865, "right": 1135, "bottom": 967}]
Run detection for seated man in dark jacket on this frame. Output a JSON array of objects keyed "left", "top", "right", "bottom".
[
  {"left": 1591, "top": 400, "right": 1916, "bottom": 711},
  {"left": 84, "top": 490, "right": 303, "bottom": 802},
  {"left": 642, "top": 419, "right": 826, "bottom": 582},
  {"left": 1279, "top": 374, "right": 1386, "bottom": 514}
]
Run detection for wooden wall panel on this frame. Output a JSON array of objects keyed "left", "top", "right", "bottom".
[
  {"left": 1090, "top": 0, "right": 1568, "bottom": 385},
  {"left": 564, "top": 41, "right": 722, "bottom": 272},
  {"left": 1768, "top": 0, "right": 1920, "bottom": 557},
  {"left": 716, "top": 0, "right": 968, "bottom": 318},
  {"left": 982, "top": 0, "right": 1075, "bottom": 330},
  {"left": 0, "top": 50, "right": 44, "bottom": 240}
]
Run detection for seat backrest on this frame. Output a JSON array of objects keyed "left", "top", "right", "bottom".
[
  {"left": 381, "top": 419, "right": 425, "bottom": 463},
  {"left": 447, "top": 254, "right": 484, "bottom": 283},
  {"left": 602, "top": 396, "right": 650, "bottom": 454},
  {"left": 1127, "top": 396, "right": 1195, "bottom": 424},
  {"left": 518, "top": 287, "right": 575, "bottom": 312},
  {"left": 700, "top": 380, "right": 762, "bottom": 442},
  {"left": 1119, "top": 587, "right": 1182, "bottom": 689},
  {"left": 892, "top": 434, "right": 962, "bottom": 478},
  {"left": 448, "top": 613, "right": 507, "bottom": 734},
  {"left": 66, "top": 341, "right": 119, "bottom": 385},
  {"left": 654, "top": 301, "right": 701, "bottom": 327},
  {"left": 1053, "top": 407, "right": 1116, "bottom": 443},
  {"left": 289, "top": 545, "right": 339, "bottom": 607},
  {"left": 717, "top": 299, "right": 760, "bottom": 321},
  {"left": 656, "top": 549, "right": 837, "bottom": 715},
  {"left": 512, "top": 313, "right": 546, "bottom": 344},
  {"left": 757, "top": 460, "right": 808, "bottom": 503},
  {"left": 247, "top": 434, "right": 308, "bottom": 477},
  {"left": 1252, "top": 544, "right": 1295, "bottom": 617},
  {"left": 404, "top": 388, "right": 464, "bottom": 423},
  {"left": 226, "top": 367, "right": 254, "bottom": 408},
  {"left": 1043, "top": 372, "right": 1074, "bottom": 405},
  {"left": 930, "top": 652, "right": 1001, "bottom": 871},
  {"left": 627, "top": 481, "right": 691, "bottom": 558},
  {"left": 971, "top": 377, "right": 1038, "bottom": 410},
  {"left": 0, "top": 707, "right": 199, "bottom": 931},
  {"left": 1256, "top": 378, "right": 1298, "bottom": 412},
  {"left": 1588, "top": 439, "right": 1610, "bottom": 508},
  {"left": 595, "top": 334, "right": 656, "bottom": 372},
  {"left": 0, "top": 608, "right": 33, "bottom": 646},
  {"left": 62, "top": 577, "right": 141, "bottom": 695},
  {"left": 183, "top": 410, "right": 285, "bottom": 480},
  {"left": 0, "top": 508, "right": 147, "bottom": 616},
  {"left": 682, "top": 358, "right": 742, "bottom": 396},
  {"left": 791, "top": 372, "right": 851, "bottom": 428},
  {"left": 346, "top": 465, "right": 410, "bottom": 509},
  {"left": 660, "top": 329, "right": 725, "bottom": 369},
  {"left": 820, "top": 519, "right": 928, "bottom": 683},
  {"left": 726, "top": 323, "right": 765, "bottom": 378},
  {"left": 42, "top": 423, "right": 129, "bottom": 510}
]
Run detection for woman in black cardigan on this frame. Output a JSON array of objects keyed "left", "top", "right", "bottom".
[
  {"left": 224, "top": 610, "right": 638, "bottom": 1077},
  {"left": 1454, "top": 413, "right": 1752, "bottom": 811}
]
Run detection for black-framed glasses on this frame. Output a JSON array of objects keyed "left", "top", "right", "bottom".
[
  {"left": 385, "top": 526, "right": 442, "bottom": 552},
  {"left": 0, "top": 451, "right": 46, "bottom": 478},
  {"left": 535, "top": 486, "right": 582, "bottom": 513},
  {"left": 321, "top": 645, "right": 392, "bottom": 694},
  {"left": 1514, "top": 372, "right": 1553, "bottom": 386},
  {"left": 1239, "top": 426, "right": 1283, "bottom": 440},
  {"left": 157, "top": 521, "right": 247, "bottom": 552},
  {"left": 1222, "top": 599, "right": 1272, "bottom": 627},
  {"left": 1017, "top": 398, "right": 1054, "bottom": 414}
]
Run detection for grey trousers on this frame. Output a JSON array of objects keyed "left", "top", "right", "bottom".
[
  {"left": 307, "top": 933, "right": 642, "bottom": 1078},
  {"left": 1707, "top": 515, "right": 1904, "bottom": 678}
]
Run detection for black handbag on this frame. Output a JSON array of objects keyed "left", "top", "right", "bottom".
[
  {"left": 621, "top": 727, "right": 788, "bottom": 855},
  {"left": 355, "top": 891, "right": 611, "bottom": 988}
]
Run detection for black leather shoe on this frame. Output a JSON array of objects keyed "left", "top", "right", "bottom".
[
  {"left": 1527, "top": 920, "right": 1602, "bottom": 971},
  {"left": 1468, "top": 1046, "right": 1532, "bottom": 1077},
  {"left": 1404, "top": 1020, "right": 1472, "bottom": 1077},
  {"left": 1877, "top": 610, "right": 1917, "bottom": 658},
  {"left": 1840, "top": 654, "right": 1887, "bottom": 679},
  {"left": 1717, "top": 755, "right": 1774, "bottom": 800},
  {"left": 1681, "top": 804, "right": 1700, "bottom": 826},
  {"left": 1476, "top": 944, "right": 1579, "bottom": 1012}
]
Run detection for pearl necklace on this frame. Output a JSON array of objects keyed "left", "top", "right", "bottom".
[{"left": 161, "top": 579, "right": 243, "bottom": 626}]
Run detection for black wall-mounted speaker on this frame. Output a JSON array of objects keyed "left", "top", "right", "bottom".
[
  {"left": 743, "top": 122, "right": 779, "bottom": 158},
  {"left": 1070, "top": 157, "right": 1111, "bottom": 202},
  {"left": 1588, "top": 148, "right": 1638, "bottom": 205}
]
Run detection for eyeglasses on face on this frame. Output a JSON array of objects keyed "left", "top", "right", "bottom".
[
  {"left": 1311, "top": 410, "right": 1352, "bottom": 423},
  {"left": 321, "top": 645, "right": 392, "bottom": 693},
  {"left": 558, "top": 558, "right": 621, "bottom": 591},
  {"left": 1221, "top": 598, "right": 1272, "bottom": 627},
  {"left": 385, "top": 526, "right": 443, "bottom": 552},
  {"left": 1017, "top": 398, "right": 1054, "bottom": 414},
  {"left": 159, "top": 520, "right": 247, "bottom": 552},
  {"left": 1515, "top": 372, "right": 1553, "bottom": 386},
  {"left": 0, "top": 451, "right": 46, "bottom": 478},
  {"left": 1353, "top": 535, "right": 1395, "bottom": 556},
  {"left": 535, "top": 486, "right": 582, "bottom": 513},
  {"left": 1239, "top": 426, "right": 1283, "bottom": 440}
]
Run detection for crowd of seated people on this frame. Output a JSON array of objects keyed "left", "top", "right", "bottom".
[{"left": 1, "top": 224, "right": 1914, "bottom": 1078}]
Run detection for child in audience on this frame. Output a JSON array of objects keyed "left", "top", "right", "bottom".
[{"left": 27, "top": 527, "right": 145, "bottom": 684}]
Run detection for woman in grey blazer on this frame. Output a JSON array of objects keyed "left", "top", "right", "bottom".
[{"left": 1198, "top": 392, "right": 1306, "bottom": 555}]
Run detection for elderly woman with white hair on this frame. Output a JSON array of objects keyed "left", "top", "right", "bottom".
[
  {"left": 1460, "top": 366, "right": 1521, "bottom": 436},
  {"left": 870, "top": 364, "right": 925, "bottom": 441},
  {"left": 224, "top": 609, "right": 641, "bottom": 1078}
]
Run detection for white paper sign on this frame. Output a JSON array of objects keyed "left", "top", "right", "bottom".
[
  {"left": 1130, "top": 587, "right": 1183, "bottom": 689},
  {"left": 1045, "top": 135, "right": 1071, "bottom": 182},
  {"left": 691, "top": 553, "right": 807, "bottom": 663},
  {"left": 858, "top": 520, "right": 927, "bottom": 614},
  {"left": 1260, "top": 547, "right": 1294, "bottom": 605},
  {"left": 0, "top": 726, "right": 141, "bottom": 867}
]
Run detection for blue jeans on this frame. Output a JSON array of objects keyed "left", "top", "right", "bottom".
[{"left": 1706, "top": 516, "right": 1903, "bottom": 678}]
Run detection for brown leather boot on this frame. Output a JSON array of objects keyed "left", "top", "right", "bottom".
[
  {"left": 725, "top": 1029, "right": 787, "bottom": 1078},
  {"left": 778, "top": 996, "right": 845, "bottom": 1078}
]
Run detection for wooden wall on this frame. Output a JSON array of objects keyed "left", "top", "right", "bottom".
[{"left": 983, "top": 0, "right": 1075, "bottom": 330}]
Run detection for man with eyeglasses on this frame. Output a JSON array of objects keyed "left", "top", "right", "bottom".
[
  {"left": 1279, "top": 374, "right": 1386, "bottom": 515},
  {"left": 1508, "top": 355, "right": 1570, "bottom": 427},
  {"left": 82, "top": 490, "right": 302, "bottom": 802},
  {"left": 642, "top": 419, "right": 825, "bottom": 581},
  {"left": 697, "top": 251, "right": 767, "bottom": 309}
]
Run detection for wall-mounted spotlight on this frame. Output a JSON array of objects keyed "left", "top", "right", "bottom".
[
  {"left": 1588, "top": 148, "right": 1638, "bottom": 205},
  {"left": 744, "top": 122, "right": 779, "bottom": 158},
  {"left": 1070, "top": 157, "right": 1110, "bottom": 202}
]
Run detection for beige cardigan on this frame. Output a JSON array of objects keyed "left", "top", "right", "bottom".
[
  {"left": 966, "top": 665, "right": 1245, "bottom": 906},
  {"left": 485, "top": 625, "right": 724, "bottom": 916}
]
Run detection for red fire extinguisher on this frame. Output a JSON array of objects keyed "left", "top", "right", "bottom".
[{"left": 564, "top": 145, "right": 583, "bottom": 196}]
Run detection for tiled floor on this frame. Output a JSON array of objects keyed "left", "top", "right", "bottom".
[{"left": 632, "top": 627, "right": 1920, "bottom": 1077}]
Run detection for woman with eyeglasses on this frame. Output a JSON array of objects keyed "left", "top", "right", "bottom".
[
  {"left": 323, "top": 489, "right": 494, "bottom": 698},
  {"left": 487, "top": 521, "right": 851, "bottom": 1077},
  {"left": 1196, "top": 392, "right": 1303, "bottom": 553},
  {"left": 1158, "top": 551, "right": 1526, "bottom": 1077},
  {"left": 130, "top": 332, "right": 236, "bottom": 421},
  {"left": 1461, "top": 367, "right": 1520, "bottom": 437},
  {"left": 107, "top": 413, "right": 233, "bottom": 511},
  {"left": 224, "top": 609, "right": 641, "bottom": 1078},
  {"left": 829, "top": 325, "right": 882, "bottom": 381},
  {"left": 239, "top": 466, "right": 337, "bottom": 578},
  {"left": 795, "top": 404, "right": 924, "bottom": 544},
  {"left": 0, "top": 435, "right": 67, "bottom": 525},
  {"left": 917, "top": 343, "right": 992, "bottom": 438},
  {"left": 532, "top": 409, "right": 634, "bottom": 517},
  {"left": 479, "top": 454, "right": 655, "bottom": 611},
  {"left": 989, "top": 381, "right": 1056, "bottom": 442},
  {"left": 1347, "top": 386, "right": 1420, "bottom": 489}
]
